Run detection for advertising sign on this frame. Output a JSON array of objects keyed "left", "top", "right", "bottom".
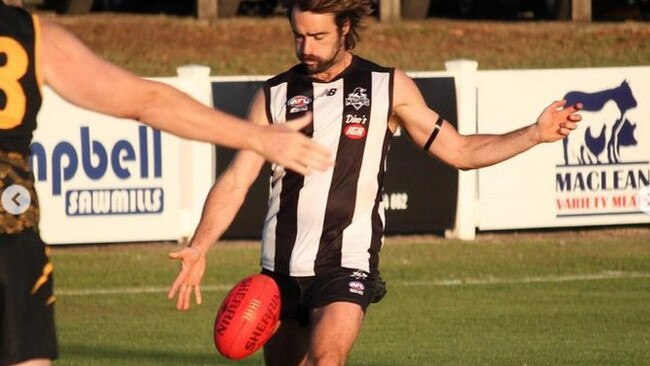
[
  {"left": 33, "top": 86, "right": 184, "bottom": 244},
  {"left": 476, "top": 67, "right": 650, "bottom": 229}
]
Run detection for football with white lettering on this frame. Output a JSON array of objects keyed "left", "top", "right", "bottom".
[{"left": 213, "top": 274, "right": 281, "bottom": 360}]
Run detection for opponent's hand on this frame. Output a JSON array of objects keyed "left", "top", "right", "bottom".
[
  {"left": 167, "top": 246, "right": 206, "bottom": 311},
  {"left": 535, "top": 100, "right": 583, "bottom": 143},
  {"left": 254, "top": 113, "right": 332, "bottom": 176}
]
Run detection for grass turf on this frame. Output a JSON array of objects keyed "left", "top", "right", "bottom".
[{"left": 51, "top": 228, "right": 650, "bottom": 365}]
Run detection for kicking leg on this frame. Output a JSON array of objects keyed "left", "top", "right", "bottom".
[
  {"left": 264, "top": 318, "right": 310, "bottom": 366},
  {"left": 306, "top": 302, "right": 365, "bottom": 366}
]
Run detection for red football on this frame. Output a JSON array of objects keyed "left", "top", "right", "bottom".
[{"left": 214, "top": 274, "right": 281, "bottom": 360}]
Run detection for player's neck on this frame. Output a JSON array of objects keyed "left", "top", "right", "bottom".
[{"left": 311, "top": 52, "right": 353, "bottom": 83}]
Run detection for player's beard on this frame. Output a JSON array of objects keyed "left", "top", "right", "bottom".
[{"left": 300, "top": 36, "right": 345, "bottom": 75}]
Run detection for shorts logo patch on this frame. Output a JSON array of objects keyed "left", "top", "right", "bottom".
[
  {"left": 349, "top": 281, "right": 365, "bottom": 295},
  {"left": 350, "top": 270, "right": 368, "bottom": 280}
]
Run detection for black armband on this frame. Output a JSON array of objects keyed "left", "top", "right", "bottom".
[{"left": 423, "top": 116, "right": 444, "bottom": 151}]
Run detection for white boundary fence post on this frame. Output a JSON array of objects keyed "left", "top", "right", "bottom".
[
  {"left": 444, "top": 59, "right": 479, "bottom": 240},
  {"left": 380, "top": 0, "right": 401, "bottom": 22},
  {"left": 176, "top": 65, "right": 216, "bottom": 241}
]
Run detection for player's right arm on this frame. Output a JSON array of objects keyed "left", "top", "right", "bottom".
[{"left": 167, "top": 90, "right": 270, "bottom": 311}]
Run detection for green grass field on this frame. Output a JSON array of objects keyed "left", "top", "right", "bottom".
[{"left": 51, "top": 228, "right": 650, "bottom": 365}]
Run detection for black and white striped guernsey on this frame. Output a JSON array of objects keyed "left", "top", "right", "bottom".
[{"left": 261, "top": 55, "right": 395, "bottom": 277}]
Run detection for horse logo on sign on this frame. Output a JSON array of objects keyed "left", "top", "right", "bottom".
[{"left": 562, "top": 81, "right": 638, "bottom": 165}]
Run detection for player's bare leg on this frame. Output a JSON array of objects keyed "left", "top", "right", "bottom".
[
  {"left": 306, "top": 302, "right": 365, "bottom": 366},
  {"left": 12, "top": 359, "right": 51, "bottom": 366},
  {"left": 264, "top": 318, "right": 310, "bottom": 366}
]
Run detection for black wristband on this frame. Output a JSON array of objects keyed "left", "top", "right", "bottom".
[{"left": 423, "top": 116, "right": 444, "bottom": 151}]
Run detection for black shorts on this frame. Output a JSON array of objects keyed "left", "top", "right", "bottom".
[
  {"left": 0, "top": 231, "right": 58, "bottom": 366},
  {"left": 261, "top": 267, "right": 387, "bottom": 327}
]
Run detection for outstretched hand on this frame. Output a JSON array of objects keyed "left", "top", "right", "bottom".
[
  {"left": 167, "top": 246, "right": 206, "bottom": 311},
  {"left": 254, "top": 113, "right": 332, "bottom": 176},
  {"left": 535, "top": 100, "right": 583, "bottom": 143}
]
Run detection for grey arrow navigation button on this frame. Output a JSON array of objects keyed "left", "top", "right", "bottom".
[{"left": 1, "top": 185, "right": 32, "bottom": 215}]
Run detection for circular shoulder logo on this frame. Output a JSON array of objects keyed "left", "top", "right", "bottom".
[
  {"left": 287, "top": 95, "right": 311, "bottom": 108},
  {"left": 637, "top": 185, "right": 650, "bottom": 215},
  {"left": 287, "top": 95, "right": 311, "bottom": 114},
  {"left": 1, "top": 184, "right": 32, "bottom": 215}
]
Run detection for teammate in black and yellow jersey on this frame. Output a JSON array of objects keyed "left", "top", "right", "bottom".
[{"left": 0, "top": 2, "right": 331, "bottom": 365}]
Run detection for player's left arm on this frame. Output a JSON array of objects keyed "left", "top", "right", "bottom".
[
  {"left": 392, "top": 69, "right": 583, "bottom": 170},
  {"left": 167, "top": 90, "right": 270, "bottom": 311}
]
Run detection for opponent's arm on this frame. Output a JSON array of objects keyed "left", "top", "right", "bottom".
[
  {"left": 167, "top": 90, "right": 269, "bottom": 311},
  {"left": 38, "top": 18, "right": 329, "bottom": 175},
  {"left": 392, "top": 69, "right": 582, "bottom": 170}
]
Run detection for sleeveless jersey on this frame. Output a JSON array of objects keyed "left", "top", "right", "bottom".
[
  {"left": 0, "top": 3, "right": 42, "bottom": 154},
  {"left": 0, "top": 4, "right": 42, "bottom": 233},
  {"left": 261, "top": 55, "right": 394, "bottom": 277}
]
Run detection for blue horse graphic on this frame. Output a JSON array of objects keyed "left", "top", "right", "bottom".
[{"left": 562, "top": 80, "right": 638, "bottom": 165}]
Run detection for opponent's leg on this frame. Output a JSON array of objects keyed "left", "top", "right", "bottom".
[{"left": 306, "top": 302, "right": 365, "bottom": 366}]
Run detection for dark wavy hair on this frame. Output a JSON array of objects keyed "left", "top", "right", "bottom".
[{"left": 279, "top": 0, "right": 373, "bottom": 50}]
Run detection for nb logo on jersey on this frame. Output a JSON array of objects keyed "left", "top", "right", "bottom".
[{"left": 324, "top": 88, "right": 337, "bottom": 97}]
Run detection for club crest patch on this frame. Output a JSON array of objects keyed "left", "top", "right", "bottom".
[
  {"left": 345, "top": 87, "right": 370, "bottom": 110},
  {"left": 349, "top": 270, "right": 369, "bottom": 280}
]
